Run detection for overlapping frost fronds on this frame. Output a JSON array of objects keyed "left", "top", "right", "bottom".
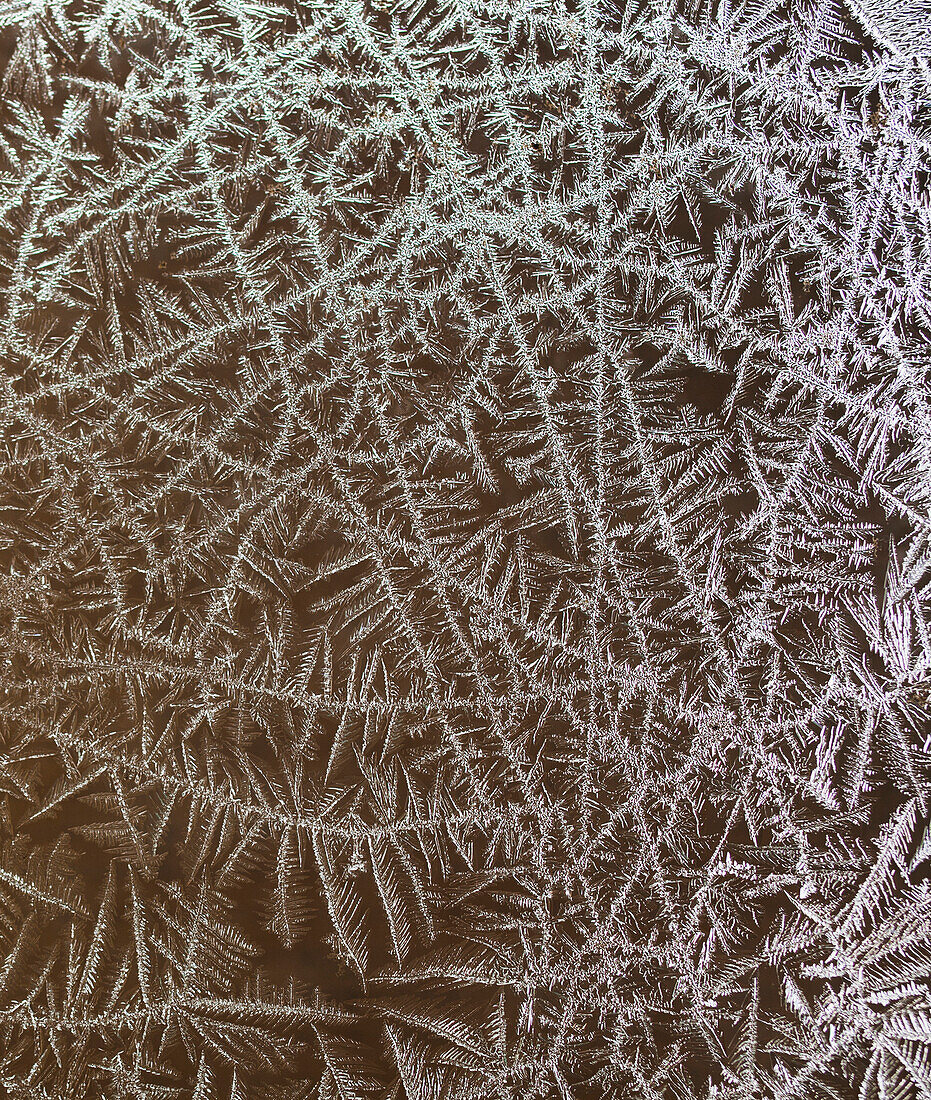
[{"left": 0, "top": 0, "right": 930, "bottom": 1096}]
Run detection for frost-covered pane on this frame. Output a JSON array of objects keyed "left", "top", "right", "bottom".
[{"left": 0, "top": 0, "right": 929, "bottom": 1097}]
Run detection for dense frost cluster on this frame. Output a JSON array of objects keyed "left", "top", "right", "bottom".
[{"left": 0, "top": 0, "right": 930, "bottom": 1097}]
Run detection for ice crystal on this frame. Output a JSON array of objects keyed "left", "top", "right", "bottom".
[{"left": 0, "top": 0, "right": 930, "bottom": 1097}]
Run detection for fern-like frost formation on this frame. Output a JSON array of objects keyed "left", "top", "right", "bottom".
[{"left": 0, "top": 0, "right": 930, "bottom": 1097}]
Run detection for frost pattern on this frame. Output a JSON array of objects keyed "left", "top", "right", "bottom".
[{"left": 0, "top": 0, "right": 930, "bottom": 1098}]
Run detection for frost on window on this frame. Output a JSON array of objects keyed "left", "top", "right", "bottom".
[
  {"left": 844, "top": 0, "right": 931, "bottom": 55},
  {"left": 0, "top": 0, "right": 929, "bottom": 1098}
]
